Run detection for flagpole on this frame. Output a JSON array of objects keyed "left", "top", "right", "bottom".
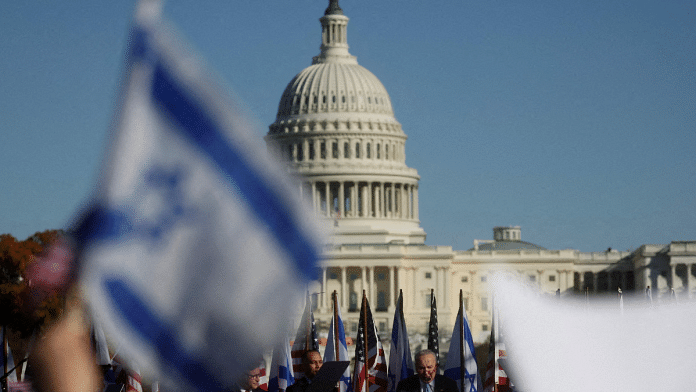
[
  {"left": 459, "top": 290, "right": 465, "bottom": 392},
  {"left": 306, "top": 292, "right": 312, "bottom": 352},
  {"left": 2, "top": 325, "right": 6, "bottom": 392},
  {"left": 333, "top": 291, "right": 340, "bottom": 360},
  {"left": 363, "top": 291, "right": 369, "bottom": 392}
]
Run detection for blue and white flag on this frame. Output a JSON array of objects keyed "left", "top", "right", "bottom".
[
  {"left": 387, "top": 291, "right": 413, "bottom": 392},
  {"left": 444, "top": 296, "right": 481, "bottom": 392},
  {"left": 74, "top": 3, "right": 323, "bottom": 391},
  {"left": 324, "top": 292, "right": 351, "bottom": 392},
  {"left": 268, "top": 333, "right": 295, "bottom": 392}
]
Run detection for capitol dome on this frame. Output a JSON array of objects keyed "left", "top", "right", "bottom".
[
  {"left": 266, "top": 0, "right": 426, "bottom": 245},
  {"left": 274, "top": 62, "right": 395, "bottom": 121}
]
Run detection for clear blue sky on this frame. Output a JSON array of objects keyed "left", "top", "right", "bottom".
[{"left": 2, "top": 0, "right": 694, "bottom": 252}]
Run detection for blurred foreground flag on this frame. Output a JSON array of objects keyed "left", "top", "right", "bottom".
[
  {"left": 491, "top": 275, "right": 696, "bottom": 391},
  {"left": 73, "top": 2, "right": 323, "bottom": 391}
]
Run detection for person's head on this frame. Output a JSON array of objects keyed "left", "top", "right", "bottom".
[
  {"left": 242, "top": 367, "right": 262, "bottom": 390},
  {"left": 302, "top": 350, "right": 323, "bottom": 380},
  {"left": 414, "top": 350, "right": 438, "bottom": 383}
]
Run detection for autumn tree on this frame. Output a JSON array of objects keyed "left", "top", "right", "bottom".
[{"left": 0, "top": 230, "right": 66, "bottom": 337}]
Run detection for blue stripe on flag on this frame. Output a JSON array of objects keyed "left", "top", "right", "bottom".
[
  {"left": 104, "top": 277, "right": 224, "bottom": 391},
  {"left": 150, "top": 62, "right": 318, "bottom": 280}
]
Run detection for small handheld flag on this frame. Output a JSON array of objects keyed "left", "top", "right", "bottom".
[{"left": 74, "top": 3, "right": 323, "bottom": 390}]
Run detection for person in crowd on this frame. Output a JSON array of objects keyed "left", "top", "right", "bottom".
[
  {"left": 237, "top": 367, "right": 265, "bottom": 392},
  {"left": 286, "top": 350, "right": 323, "bottom": 392},
  {"left": 396, "top": 349, "right": 458, "bottom": 392}
]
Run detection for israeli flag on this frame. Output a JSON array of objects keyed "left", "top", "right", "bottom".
[
  {"left": 387, "top": 292, "right": 414, "bottom": 392},
  {"left": 444, "top": 307, "right": 481, "bottom": 392},
  {"left": 74, "top": 4, "right": 322, "bottom": 391},
  {"left": 268, "top": 333, "right": 295, "bottom": 392},
  {"left": 324, "top": 302, "right": 351, "bottom": 392}
]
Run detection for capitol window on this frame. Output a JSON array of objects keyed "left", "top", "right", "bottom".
[
  {"left": 332, "top": 142, "right": 339, "bottom": 159},
  {"left": 376, "top": 144, "right": 380, "bottom": 159},
  {"left": 344, "top": 142, "right": 350, "bottom": 158},
  {"left": 355, "top": 142, "right": 361, "bottom": 158},
  {"left": 366, "top": 143, "right": 371, "bottom": 158},
  {"left": 549, "top": 275, "right": 556, "bottom": 282},
  {"left": 425, "top": 272, "right": 432, "bottom": 279},
  {"left": 320, "top": 142, "right": 326, "bottom": 159},
  {"left": 461, "top": 276, "right": 468, "bottom": 283}
]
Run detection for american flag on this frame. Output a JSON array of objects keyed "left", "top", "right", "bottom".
[
  {"left": 483, "top": 304, "right": 509, "bottom": 392},
  {"left": 125, "top": 370, "right": 143, "bottom": 392},
  {"left": 353, "top": 293, "right": 387, "bottom": 392},
  {"left": 291, "top": 292, "right": 318, "bottom": 379},
  {"left": 427, "top": 289, "right": 439, "bottom": 365},
  {"left": 259, "top": 363, "right": 268, "bottom": 391}
]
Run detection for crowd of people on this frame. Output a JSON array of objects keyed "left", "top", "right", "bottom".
[{"left": 259, "top": 348, "right": 460, "bottom": 392}]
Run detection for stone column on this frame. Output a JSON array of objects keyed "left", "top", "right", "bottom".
[
  {"left": 390, "top": 183, "right": 396, "bottom": 218},
  {"left": 325, "top": 182, "right": 331, "bottom": 217},
  {"left": 303, "top": 139, "right": 308, "bottom": 162},
  {"left": 341, "top": 267, "right": 347, "bottom": 308},
  {"left": 351, "top": 182, "right": 357, "bottom": 218},
  {"left": 361, "top": 183, "right": 368, "bottom": 218},
  {"left": 395, "top": 266, "right": 402, "bottom": 308},
  {"left": 369, "top": 267, "right": 375, "bottom": 307},
  {"left": 380, "top": 182, "right": 386, "bottom": 218},
  {"left": 411, "top": 267, "right": 417, "bottom": 309},
  {"left": 311, "top": 181, "right": 317, "bottom": 214},
  {"left": 436, "top": 267, "right": 444, "bottom": 306},
  {"left": 414, "top": 186, "right": 419, "bottom": 221},
  {"left": 321, "top": 268, "right": 327, "bottom": 310},
  {"left": 361, "top": 266, "right": 367, "bottom": 300},
  {"left": 339, "top": 181, "right": 345, "bottom": 218}
]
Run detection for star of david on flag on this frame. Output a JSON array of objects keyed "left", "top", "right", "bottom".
[
  {"left": 73, "top": 3, "right": 323, "bottom": 391},
  {"left": 444, "top": 291, "right": 482, "bottom": 392}
]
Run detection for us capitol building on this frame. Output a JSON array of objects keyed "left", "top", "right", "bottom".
[{"left": 265, "top": 0, "right": 696, "bottom": 343}]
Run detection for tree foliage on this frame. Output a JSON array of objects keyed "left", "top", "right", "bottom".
[{"left": 0, "top": 230, "right": 66, "bottom": 337}]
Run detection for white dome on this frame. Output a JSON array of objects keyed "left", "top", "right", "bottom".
[
  {"left": 275, "top": 62, "right": 394, "bottom": 120},
  {"left": 266, "top": 1, "right": 426, "bottom": 245}
]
